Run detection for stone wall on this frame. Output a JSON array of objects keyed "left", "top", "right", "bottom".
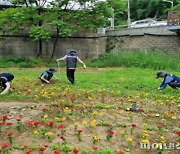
[
  {"left": 106, "top": 26, "right": 180, "bottom": 54},
  {"left": 0, "top": 34, "right": 107, "bottom": 59},
  {"left": 107, "top": 35, "right": 180, "bottom": 54},
  {"left": 0, "top": 26, "right": 179, "bottom": 59}
]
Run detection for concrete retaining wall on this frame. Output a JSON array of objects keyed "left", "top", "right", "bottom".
[{"left": 0, "top": 26, "right": 179, "bottom": 59}]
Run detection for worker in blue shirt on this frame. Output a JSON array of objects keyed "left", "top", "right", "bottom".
[
  {"left": 39, "top": 68, "right": 58, "bottom": 84},
  {"left": 0, "top": 73, "right": 14, "bottom": 95},
  {"left": 156, "top": 72, "right": 180, "bottom": 90}
]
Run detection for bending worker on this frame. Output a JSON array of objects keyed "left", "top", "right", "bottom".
[
  {"left": 39, "top": 68, "right": 58, "bottom": 84},
  {"left": 0, "top": 73, "right": 14, "bottom": 95},
  {"left": 56, "top": 49, "right": 86, "bottom": 84},
  {"left": 156, "top": 71, "right": 180, "bottom": 90}
]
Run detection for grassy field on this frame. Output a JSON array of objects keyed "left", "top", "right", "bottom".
[
  {"left": 0, "top": 67, "right": 180, "bottom": 154},
  {"left": 1, "top": 67, "right": 180, "bottom": 101},
  {"left": 0, "top": 50, "right": 180, "bottom": 153}
]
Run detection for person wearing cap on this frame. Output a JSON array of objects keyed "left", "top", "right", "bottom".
[
  {"left": 156, "top": 71, "right": 180, "bottom": 90},
  {"left": 0, "top": 73, "right": 14, "bottom": 95},
  {"left": 39, "top": 68, "right": 58, "bottom": 84},
  {"left": 56, "top": 49, "right": 86, "bottom": 84}
]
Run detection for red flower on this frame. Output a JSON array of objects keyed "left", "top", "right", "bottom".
[
  {"left": 170, "top": 110, "right": 175, "bottom": 114},
  {"left": 39, "top": 147, "right": 45, "bottom": 152},
  {"left": 1, "top": 144, "right": 9, "bottom": 150},
  {"left": 0, "top": 122, "right": 4, "bottom": 126},
  {"left": 47, "top": 121, "right": 54, "bottom": 127},
  {"left": 26, "top": 149, "right": 33, "bottom": 154},
  {"left": 77, "top": 129, "right": 83, "bottom": 134},
  {"left": 16, "top": 118, "right": 21, "bottom": 122},
  {"left": 34, "top": 121, "right": 40, "bottom": 127},
  {"left": 54, "top": 150, "right": 61, "bottom": 154},
  {"left": 6, "top": 121, "right": 13, "bottom": 126},
  {"left": 118, "top": 106, "right": 122, "bottom": 110},
  {"left": 2, "top": 115, "right": 8, "bottom": 121},
  {"left": 131, "top": 124, "right": 137, "bottom": 128},
  {"left": 7, "top": 133, "right": 12, "bottom": 137},
  {"left": 70, "top": 94, "right": 75, "bottom": 101},
  {"left": 175, "top": 131, "right": 180, "bottom": 136},
  {"left": 119, "top": 152, "right": 124, "bottom": 154},
  {"left": 157, "top": 125, "right": 163, "bottom": 129},
  {"left": 58, "top": 124, "right": 64, "bottom": 129},
  {"left": 60, "top": 136, "right": 65, "bottom": 140},
  {"left": 138, "top": 109, "right": 143, "bottom": 113},
  {"left": 24, "top": 145, "right": 28, "bottom": 149},
  {"left": 73, "top": 148, "right": 79, "bottom": 154},
  {"left": 108, "top": 130, "right": 114, "bottom": 135},
  {"left": 92, "top": 146, "right": 98, "bottom": 150},
  {"left": 19, "top": 114, "right": 23, "bottom": 118},
  {"left": 41, "top": 108, "right": 48, "bottom": 111},
  {"left": 49, "top": 104, "right": 53, "bottom": 108}
]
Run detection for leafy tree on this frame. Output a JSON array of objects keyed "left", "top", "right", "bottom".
[
  {"left": 0, "top": 0, "right": 118, "bottom": 57},
  {"left": 130, "top": 0, "right": 178, "bottom": 21}
]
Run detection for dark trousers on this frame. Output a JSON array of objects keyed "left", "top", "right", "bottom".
[
  {"left": 67, "top": 69, "right": 75, "bottom": 84},
  {"left": 169, "top": 82, "right": 180, "bottom": 89}
]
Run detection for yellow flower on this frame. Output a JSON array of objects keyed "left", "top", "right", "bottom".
[
  {"left": 143, "top": 123, "right": 148, "bottom": 127},
  {"left": 74, "top": 122, "right": 78, "bottom": 126},
  {"left": 128, "top": 99, "right": 133, "bottom": 102},
  {"left": 92, "top": 111, "right": 98, "bottom": 116},
  {"left": 43, "top": 114, "right": 48, "bottom": 119},
  {"left": 90, "top": 120, "right": 96, "bottom": 127},
  {"left": 143, "top": 133, "right": 149, "bottom": 137},
  {"left": 126, "top": 137, "right": 133, "bottom": 142},
  {"left": 113, "top": 113, "right": 118, "bottom": 117},
  {"left": 88, "top": 97, "right": 92, "bottom": 101},
  {"left": 33, "top": 130, "right": 39, "bottom": 135},
  {"left": 120, "top": 130, "right": 125, "bottom": 135},
  {"left": 105, "top": 105, "right": 110, "bottom": 109},
  {"left": 164, "top": 111, "right": 168, "bottom": 115},
  {"left": 45, "top": 132, "right": 53, "bottom": 136},
  {"left": 141, "top": 139, "right": 149, "bottom": 144},
  {"left": 160, "top": 136, "right": 165, "bottom": 141},
  {"left": 54, "top": 117, "right": 60, "bottom": 121},
  {"left": 82, "top": 120, "right": 88, "bottom": 126},
  {"left": 171, "top": 116, "right": 176, "bottom": 120},
  {"left": 170, "top": 96, "right": 174, "bottom": 100},
  {"left": 93, "top": 135, "right": 100, "bottom": 141},
  {"left": 143, "top": 130, "right": 148, "bottom": 134},
  {"left": 61, "top": 117, "right": 66, "bottom": 121},
  {"left": 162, "top": 118, "right": 166, "bottom": 122},
  {"left": 126, "top": 108, "right": 130, "bottom": 111},
  {"left": 151, "top": 101, "right": 155, "bottom": 105}
]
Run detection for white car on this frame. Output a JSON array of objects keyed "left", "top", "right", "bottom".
[{"left": 129, "top": 19, "right": 167, "bottom": 28}]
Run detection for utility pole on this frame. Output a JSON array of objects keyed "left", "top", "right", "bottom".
[
  {"left": 162, "top": 0, "right": 173, "bottom": 8},
  {"left": 111, "top": 8, "right": 114, "bottom": 29},
  {"left": 127, "top": 0, "right": 131, "bottom": 27}
]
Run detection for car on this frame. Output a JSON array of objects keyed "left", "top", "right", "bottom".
[{"left": 129, "top": 19, "right": 167, "bottom": 28}]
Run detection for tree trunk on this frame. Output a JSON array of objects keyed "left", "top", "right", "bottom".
[
  {"left": 37, "top": 8, "right": 43, "bottom": 57},
  {"left": 51, "top": 28, "right": 60, "bottom": 58},
  {"left": 38, "top": 39, "right": 42, "bottom": 57}
]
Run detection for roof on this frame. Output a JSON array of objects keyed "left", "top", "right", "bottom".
[{"left": 0, "top": 0, "right": 13, "bottom": 6}]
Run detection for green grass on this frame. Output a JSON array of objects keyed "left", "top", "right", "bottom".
[
  {"left": 88, "top": 51, "right": 180, "bottom": 71},
  {"left": 1, "top": 67, "right": 180, "bottom": 102}
]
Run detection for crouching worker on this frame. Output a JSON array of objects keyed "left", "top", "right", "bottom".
[
  {"left": 0, "top": 73, "right": 14, "bottom": 95},
  {"left": 156, "top": 71, "right": 180, "bottom": 90},
  {"left": 39, "top": 68, "right": 58, "bottom": 84}
]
